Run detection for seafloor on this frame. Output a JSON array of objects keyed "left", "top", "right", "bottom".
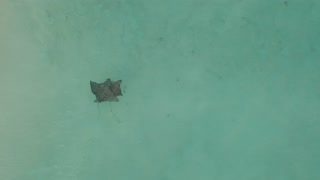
[{"left": 0, "top": 0, "right": 319, "bottom": 180}]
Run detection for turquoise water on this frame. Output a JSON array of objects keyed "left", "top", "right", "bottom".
[{"left": 1, "top": 0, "right": 320, "bottom": 179}]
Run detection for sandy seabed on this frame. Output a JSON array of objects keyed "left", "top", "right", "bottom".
[{"left": 1, "top": 0, "right": 320, "bottom": 180}]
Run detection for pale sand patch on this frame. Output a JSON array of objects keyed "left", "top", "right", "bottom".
[{"left": 0, "top": 1, "right": 56, "bottom": 179}]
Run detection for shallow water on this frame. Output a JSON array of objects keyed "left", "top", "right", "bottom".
[{"left": 1, "top": 0, "right": 320, "bottom": 179}]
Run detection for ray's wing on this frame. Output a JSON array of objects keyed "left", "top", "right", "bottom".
[
  {"left": 90, "top": 81, "right": 99, "bottom": 94},
  {"left": 110, "top": 80, "right": 123, "bottom": 96}
]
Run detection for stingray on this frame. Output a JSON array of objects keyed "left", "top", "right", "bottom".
[{"left": 90, "top": 78, "right": 123, "bottom": 103}]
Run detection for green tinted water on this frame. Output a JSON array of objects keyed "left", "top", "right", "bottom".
[{"left": 1, "top": 0, "right": 319, "bottom": 179}]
